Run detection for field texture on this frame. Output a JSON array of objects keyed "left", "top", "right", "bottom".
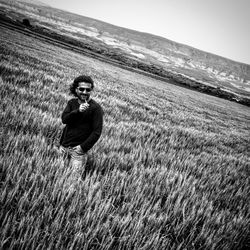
[{"left": 0, "top": 26, "right": 250, "bottom": 249}]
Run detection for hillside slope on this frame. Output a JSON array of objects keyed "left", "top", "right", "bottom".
[{"left": 0, "top": 0, "right": 250, "bottom": 103}]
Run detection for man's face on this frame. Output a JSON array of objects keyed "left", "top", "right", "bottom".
[{"left": 76, "top": 82, "right": 92, "bottom": 102}]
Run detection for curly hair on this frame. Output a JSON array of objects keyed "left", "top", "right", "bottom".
[{"left": 69, "top": 75, "right": 94, "bottom": 97}]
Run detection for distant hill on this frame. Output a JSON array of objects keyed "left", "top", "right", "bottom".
[
  {"left": 14, "top": 0, "right": 49, "bottom": 6},
  {"left": 1, "top": 0, "right": 250, "bottom": 101}
]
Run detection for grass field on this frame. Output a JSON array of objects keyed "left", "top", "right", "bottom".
[{"left": 1, "top": 26, "right": 250, "bottom": 249}]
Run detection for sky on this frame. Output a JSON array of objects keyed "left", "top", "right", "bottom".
[{"left": 39, "top": 0, "right": 250, "bottom": 65}]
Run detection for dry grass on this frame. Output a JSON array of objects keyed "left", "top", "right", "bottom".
[{"left": 0, "top": 26, "right": 250, "bottom": 249}]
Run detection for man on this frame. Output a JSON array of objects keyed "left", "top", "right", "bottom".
[{"left": 59, "top": 75, "right": 103, "bottom": 175}]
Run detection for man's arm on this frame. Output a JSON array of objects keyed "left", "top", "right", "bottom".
[
  {"left": 61, "top": 101, "right": 79, "bottom": 124},
  {"left": 80, "top": 106, "right": 103, "bottom": 152}
]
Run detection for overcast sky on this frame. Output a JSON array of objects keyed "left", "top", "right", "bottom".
[{"left": 40, "top": 0, "right": 250, "bottom": 65}]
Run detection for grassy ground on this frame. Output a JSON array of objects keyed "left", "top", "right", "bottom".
[{"left": 0, "top": 26, "right": 250, "bottom": 249}]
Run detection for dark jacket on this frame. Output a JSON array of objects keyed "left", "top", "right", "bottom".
[{"left": 60, "top": 98, "right": 103, "bottom": 152}]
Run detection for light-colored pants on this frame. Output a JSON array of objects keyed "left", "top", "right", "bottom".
[{"left": 59, "top": 146, "right": 88, "bottom": 192}]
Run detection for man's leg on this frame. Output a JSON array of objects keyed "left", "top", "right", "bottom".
[
  {"left": 70, "top": 148, "right": 87, "bottom": 173},
  {"left": 65, "top": 147, "right": 87, "bottom": 192}
]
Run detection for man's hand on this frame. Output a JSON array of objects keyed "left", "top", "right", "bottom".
[
  {"left": 73, "top": 145, "right": 83, "bottom": 154},
  {"left": 79, "top": 102, "right": 89, "bottom": 112}
]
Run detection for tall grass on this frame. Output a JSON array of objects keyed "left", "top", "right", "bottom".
[{"left": 1, "top": 27, "right": 250, "bottom": 249}]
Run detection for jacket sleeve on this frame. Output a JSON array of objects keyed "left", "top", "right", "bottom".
[
  {"left": 61, "top": 101, "right": 79, "bottom": 124},
  {"left": 80, "top": 105, "right": 103, "bottom": 152}
]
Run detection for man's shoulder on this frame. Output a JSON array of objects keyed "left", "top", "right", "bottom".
[
  {"left": 69, "top": 98, "right": 78, "bottom": 102},
  {"left": 90, "top": 99, "right": 101, "bottom": 107},
  {"left": 68, "top": 98, "right": 78, "bottom": 104},
  {"left": 90, "top": 99, "right": 103, "bottom": 113}
]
